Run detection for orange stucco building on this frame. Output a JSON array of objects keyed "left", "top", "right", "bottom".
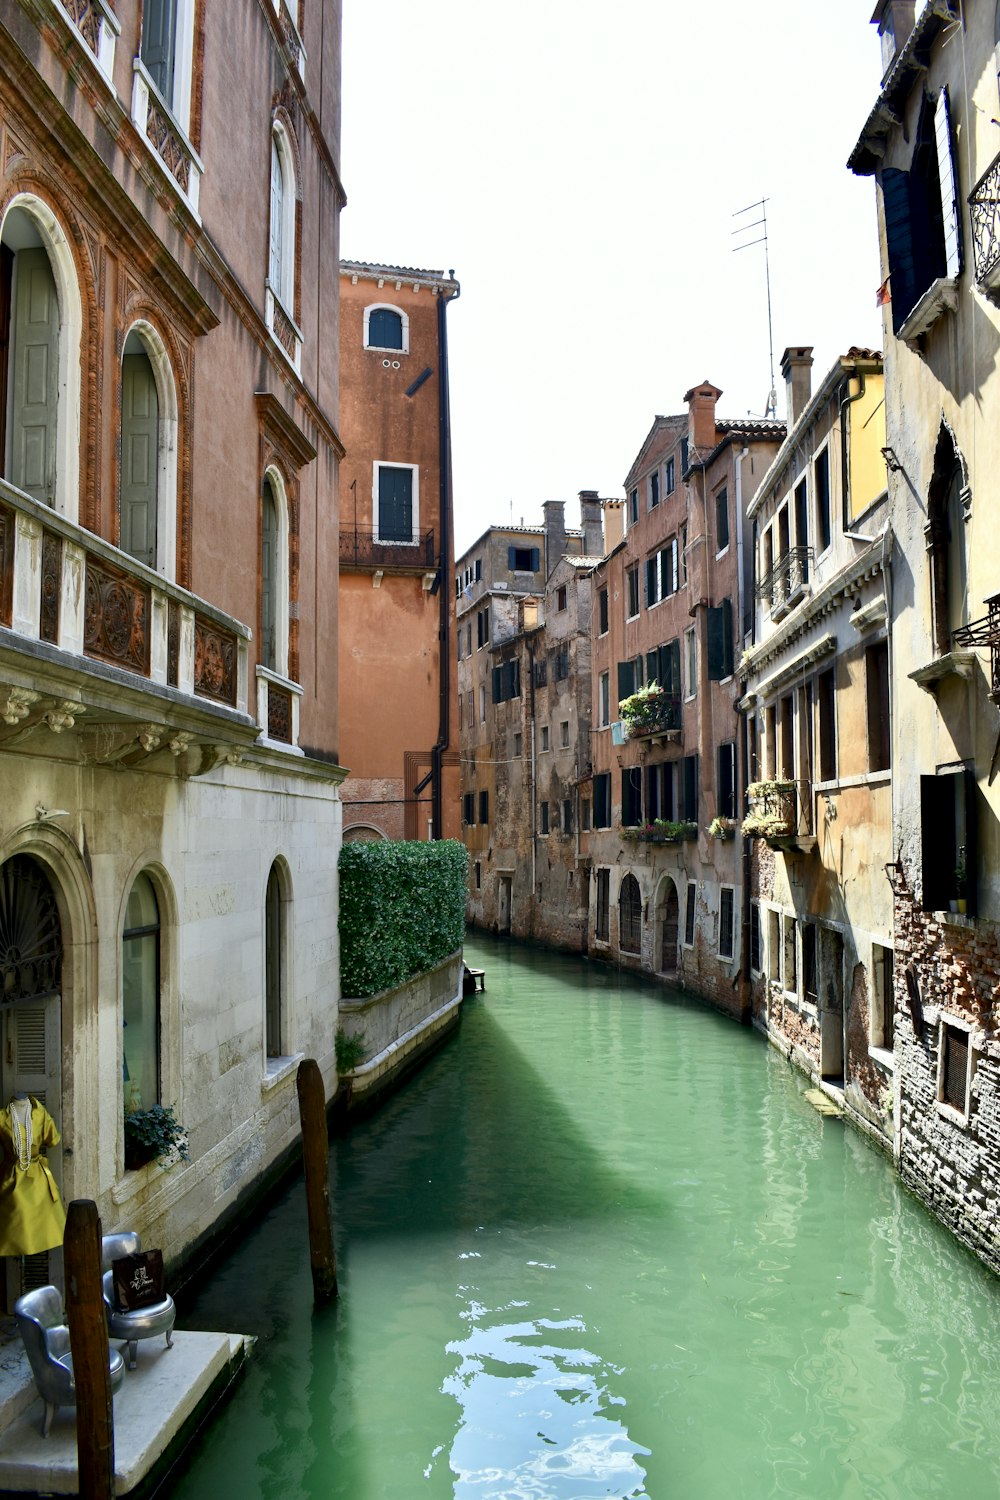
[{"left": 338, "top": 262, "right": 460, "bottom": 841}]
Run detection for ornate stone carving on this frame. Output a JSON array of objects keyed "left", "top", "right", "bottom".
[
  {"left": 64, "top": 0, "right": 102, "bottom": 53},
  {"left": 272, "top": 299, "right": 296, "bottom": 358},
  {"left": 83, "top": 559, "right": 151, "bottom": 675},
  {"left": 44, "top": 701, "right": 85, "bottom": 733},
  {"left": 267, "top": 684, "right": 292, "bottom": 743},
  {"left": 193, "top": 617, "right": 237, "bottom": 706},
  {"left": 168, "top": 731, "right": 193, "bottom": 756},
  {"left": 137, "top": 724, "right": 162, "bottom": 754},
  {"left": 1, "top": 689, "right": 39, "bottom": 726},
  {"left": 40, "top": 533, "right": 62, "bottom": 645},
  {"left": 167, "top": 602, "right": 179, "bottom": 687},
  {"left": 146, "top": 100, "right": 191, "bottom": 192}
]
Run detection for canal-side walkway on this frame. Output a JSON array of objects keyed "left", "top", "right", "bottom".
[{"left": 0, "top": 1325, "right": 249, "bottom": 1497}]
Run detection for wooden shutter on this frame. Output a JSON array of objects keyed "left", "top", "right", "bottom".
[
  {"left": 707, "top": 600, "right": 733, "bottom": 679},
  {"left": 492, "top": 665, "right": 502, "bottom": 703},
  {"left": 882, "top": 166, "right": 917, "bottom": 330},
  {"left": 646, "top": 650, "right": 659, "bottom": 687},
  {"left": 121, "top": 353, "right": 159, "bottom": 570},
  {"left": 10, "top": 248, "right": 58, "bottom": 506},
  {"left": 645, "top": 557, "right": 657, "bottom": 607},
  {"left": 378, "top": 466, "right": 413, "bottom": 541},
  {"left": 617, "top": 660, "right": 636, "bottom": 704},
  {"left": 269, "top": 137, "right": 284, "bottom": 292},
  {"left": 141, "top": 0, "right": 178, "bottom": 103},
  {"left": 260, "top": 482, "right": 278, "bottom": 670},
  {"left": 934, "top": 87, "right": 962, "bottom": 280},
  {"left": 683, "top": 755, "right": 698, "bottom": 821},
  {"left": 368, "top": 308, "right": 402, "bottom": 349},
  {"left": 530, "top": 547, "right": 540, "bottom": 571},
  {"left": 666, "top": 639, "right": 681, "bottom": 697}
]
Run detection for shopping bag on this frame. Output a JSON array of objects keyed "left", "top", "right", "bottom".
[{"left": 112, "top": 1249, "right": 166, "bottom": 1311}]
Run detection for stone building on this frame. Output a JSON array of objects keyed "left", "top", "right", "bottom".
[
  {"left": 338, "top": 261, "right": 460, "bottom": 842},
  {"left": 740, "top": 347, "right": 892, "bottom": 1137},
  {"left": 0, "top": 1, "right": 344, "bottom": 1296},
  {"left": 457, "top": 498, "right": 605, "bottom": 943},
  {"left": 851, "top": 0, "right": 1000, "bottom": 1271},
  {"left": 585, "top": 384, "right": 783, "bottom": 1018}
]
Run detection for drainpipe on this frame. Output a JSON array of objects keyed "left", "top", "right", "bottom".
[
  {"left": 735, "top": 445, "right": 753, "bottom": 1025},
  {"left": 430, "top": 277, "right": 460, "bottom": 839}
]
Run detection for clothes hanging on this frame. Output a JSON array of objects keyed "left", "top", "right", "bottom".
[{"left": 0, "top": 1096, "right": 66, "bottom": 1256}]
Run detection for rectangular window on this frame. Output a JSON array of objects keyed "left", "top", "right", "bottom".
[
  {"left": 376, "top": 464, "right": 415, "bottom": 542},
  {"left": 479, "top": 685, "right": 486, "bottom": 723},
  {"left": 466, "top": 623, "right": 472, "bottom": 655},
  {"left": 719, "top": 887, "right": 735, "bottom": 960},
  {"left": 685, "top": 627, "right": 697, "bottom": 699},
  {"left": 562, "top": 798, "right": 573, "bottom": 833},
  {"left": 534, "top": 658, "right": 548, "bottom": 688},
  {"left": 784, "top": 915, "right": 797, "bottom": 995},
  {"left": 939, "top": 1020, "right": 971, "bottom": 1114},
  {"left": 715, "top": 486, "right": 730, "bottom": 553},
  {"left": 681, "top": 522, "right": 688, "bottom": 585},
  {"left": 649, "top": 471, "right": 660, "bottom": 509},
  {"left": 661, "top": 539, "right": 678, "bottom": 598},
  {"left": 666, "top": 456, "right": 675, "bottom": 495},
  {"left": 920, "top": 767, "right": 976, "bottom": 914},
  {"left": 599, "top": 587, "right": 609, "bottom": 635},
  {"left": 479, "top": 789, "right": 489, "bottom": 825},
  {"left": 882, "top": 89, "right": 961, "bottom": 335},
  {"left": 617, "top": 657, "right": 644, "bottom": 706},
  {"left": 818, "top": 667, "right": 836, "bottom": 780},
  {"left": 458, "top": 694, "right": 463, "bottom": 730},
  {"left": 814, "top": 448, "right": 831, "bottom": 553},
  {"left": 492, "top": 658, "right": 521, "bottom": 703},
  {"left": 872, "top": 943, "right": 894, "bottom": 1051},
  {"left": 540, "top": 801, "right": 549, "bottom": 835},
  {"left": 594, "top": 773, "right": 611, "bottom": 828},
  {"left": 750, "top": 903, "right": 761, "bottom": 974},
  {"left": 557, "top": 585, "right": 567, "bottom": 611},
  {"left": 680, "top": 437, "right": 688, "bottom": 472},
  {"left": 560, "top": 720, "right": 570, "bottom": 748},
  {"left": 767, "top": 909, "right": 781, "bottom": 982},
  {"left": 596, "top": 869, "right": 610, "bottom": 941},
  {"left": 622, "top": 767, "right": 642, "bottom": 827},
  {"left": 626, "top": 564, "right": 640, "bottom": 619},
  {"left": 681, "top": 754, "right": 698, "bottom": 822},
  {"left": 509, "top": 544, "right": 540, "bottom": 572},
  {"left": 629, "top": 489, "right": 639, "bottom": 526},
  {"left": 513, "top": 731, "right": 522, "bottom": 757},
  {"left": 707, "top": 597, "right": 734, "bottom": 680},
  {"left": 794, "top": 478, "right": 809, "bottom": 563},
  {"left": 463, "top": 792, "right": 475, "bottom": 825},
  {"left": 554, "top": 647, "right": 569, "bottom": 681},
  {"left": 599, "top": 671, "right": 610, "bottom": 727},
  {"left": 645, "top": 554, "right": 659, "bottom": 608},
  {"left": 581, "top": 798, "right": 591, "bottom": 830},
  {"left": 866, "top": 640, "right": 891, "bottom": 773},
  {"left": 477, "top": 607, "right": 490, "bottom": 648},
  {"left": 456, "top": 627, "right": 462, "bottom": 661},
  {"left": 475, "top": 860, "right": 481, "bottom": 890},
  {"left": 717, "top": 742, "right": 737, "bottom": 820},
  {"left": 803, "top": 923, "right": 818, "bottom": 1004},
  {"left": 684, "top": 882, "right": 696, "bottom": 946},
  {"left": 540, "top": 725, "right": 550, "bottom": 751}
]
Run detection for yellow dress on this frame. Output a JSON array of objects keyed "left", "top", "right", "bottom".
[{"left": 0, "top": 1097, "right": 66, "bottom": 1256}]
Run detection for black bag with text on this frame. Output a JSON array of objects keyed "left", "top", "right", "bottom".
[{"left": 112, "top": 1249, "right": 166, "bottom": 1311}]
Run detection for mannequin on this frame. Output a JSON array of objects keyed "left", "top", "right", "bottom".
[{"left": 0, "top": 1093, "right": 66, "bottom": 1256}]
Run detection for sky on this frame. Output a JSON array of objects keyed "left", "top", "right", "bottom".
[{"left": 340, "top": 0, "right": 887, "bottom": 556}]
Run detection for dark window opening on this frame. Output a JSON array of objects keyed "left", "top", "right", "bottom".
[{"left": 619, "top": 874, "right": 642, "bottom": 954}]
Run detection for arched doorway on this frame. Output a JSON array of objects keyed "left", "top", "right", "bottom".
[
  {"left": 0, "top": 854, "right": 64, "bottom": 1301},
  {"left": 656, "top": 877, "right": 680, "bottom": 976}
]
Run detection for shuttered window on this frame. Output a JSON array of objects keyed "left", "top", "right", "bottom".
[
  {"left": 367, "top": 308, "right": 403, "bottom": 350},
  {"left": 377, "top": 465, "right": 414, "bottom": 542},
  {"left": 619, "top": 875, "right": 641, "bottom": 954},
  {"left": 141, "top": 0, "right": 178, "bottom": 103},
  {"left": 707, "top": 598, "right": 734, "bottom": 680},
  {"left": 940, "top": 1022, "right": 970, "bottom": 1114}
]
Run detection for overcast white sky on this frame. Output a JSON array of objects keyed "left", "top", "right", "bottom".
[{"left": 340, "top": 0, "right": 887, "bottom": 555}]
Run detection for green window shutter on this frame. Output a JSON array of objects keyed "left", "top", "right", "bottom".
[
  {"left": 646, "top": 650, "right": 658, "bottom": 686},
  {"left": 492, "top": 666, "right": 502, "bottom": 703},
  {"left": 707, "top": 600, "right": 733, "bottom": 680},
  {"left": 617, "top": 660, "right": 635, "bottom": 705},
  {"left": 121, "top": 352, "right": 159, "bottom": 571},
  {"left": 721, "top": 597, "right": 734, "bottom": 677},
  {"left": 882, "top": 166, "right": 917, "bottom": 332},
  {"left": 368, "top": 308, "right": 403, "bottom": 349},
  {"left": 10, "top": 247, "right": 59, "bottom": 507},
  {"left": 378, "top": 466, "right": 413, "bottom": 541},
  {"left": 530, "top": 547, "right": 540, "bottom": 572}
]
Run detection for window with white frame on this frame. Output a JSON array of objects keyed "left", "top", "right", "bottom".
[
  {"left": 139, "top": 0, "right": 196, "bottom": 132},
  {"left": 265, "top": 862, "right": 286, "bottom": 1059},
  {"left": 871, "top": 943, "right": 894, "bottom": 1053},
  {"left": 685, "top": 627, "right": 697, "bottom": 699},
  {"left": 269, "top": 126, "right": 296, "bottom": 314},
  {"left": 719, "top": 887, "right": 735, "bottom": 960},
  {"left": 120, "top": 325, "right": 180, "bottom": 576},
  {"left": 766, "top": 909, "right": 781, "bottom": 982},
  {"left": 374, "top": 462, "right": 418, "bottom": 543},
  {"left": 122, "top": 872, "right": 161, "bottom": 1112},
  {"left": 364, "top": 304, "right": 408, "bottom": 352},
  {"left": 626, "top": 564, "right": 640, "bottom": 619},
  {"left": 599, "top": 671, "right": 610, "bottom": 727},
  {"left": 259, "top": 470, "right": 289, "bottom": 676}
]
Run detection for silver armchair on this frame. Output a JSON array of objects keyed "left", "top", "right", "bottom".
[
  {"left": 101, "top": 1231, "right": 176, "bottom": 1370},
  {"left": 14, "top": 1284, "right": 125, "bottom": 1436}
]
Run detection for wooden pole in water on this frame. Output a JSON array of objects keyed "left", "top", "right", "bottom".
[
  {"left": 296, "top": 1058, "right": 338, "bottom": 1304},
  {"left": 64, "top": 1199, "right": 114, "bottom": 1500}
]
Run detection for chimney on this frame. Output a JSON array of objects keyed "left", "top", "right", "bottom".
[
  {"left": 781, "top": 347, "right": 814, "bottom": 427},
  {"left": 603, "top": 499, "right": 625, "bottom": 552},
  {"left": 543, "top": 500, "right": 566, "bottom": 578},
  {"left": 578, "top": 490, "right": 604, "bottom": 557},
  {"left": 683, "top": 382, "right": 723, "bottom": 453},
  {"left": 871, "top": 0, "right": 916, "bottom": 82}
]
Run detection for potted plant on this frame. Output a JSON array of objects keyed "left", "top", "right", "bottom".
[
  {"left": 708, "top": 816, "right": 737, "bottom": 840},
  {"left": 123, "top": 1104, "right": 190, "bottom": 1171}
]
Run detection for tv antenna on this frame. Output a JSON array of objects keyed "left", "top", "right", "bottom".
[{"left": 732, "top": 197, "right": 777, "bottom": 419}]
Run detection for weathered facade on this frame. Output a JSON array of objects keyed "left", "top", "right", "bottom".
[
  {"left": 338, "top": 261, "right": 460, "bottom": 842},
  {"left": 851, "top": 0, "right": 1000, "bottom": 1270},
  {"left": 457, "top": 499, "right": 604, "bottom": 944},
  {"left": 584, "top": 384, "right": 784, "bottom": 1018},
  {"left": 0, "top": 1, "right": 344, "bottom": 1294},
  {"left": 741, "top": 346, "right": 892, "bottom": 1138}
]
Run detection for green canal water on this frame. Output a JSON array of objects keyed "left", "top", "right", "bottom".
[{"left": 171, "top": 934, "right": 1000, "bottom": 1499}]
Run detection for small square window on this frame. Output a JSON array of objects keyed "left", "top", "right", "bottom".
[{"left": 513, "top": 731, "right": 522, "bottom": 757}]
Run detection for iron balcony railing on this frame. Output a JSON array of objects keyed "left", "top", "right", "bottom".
[
  {"left": 969, "top": 150, "right": 1000, "bottom": 287},
  {"left": 952, "top": 590, "right": 1000, "bottom": 699},
  {"left": 755, "top": 546, "right": 813, "bottom": 615},
  {"left": 339, "top": 528, "right": 435, "bottom": 570},
  {"left": 621, "top": 691, "right": 682, "bottom": 740},
  {"left": 744, "top": 777, "right": 814, "bottom": 841}
]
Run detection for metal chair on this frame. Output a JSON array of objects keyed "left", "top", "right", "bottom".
[
  {"left": 101, "top": 1231, "right": 176, "bottom": 1370},
  {"left": 14, "top": 1284, "right": 125, "bottom": 1437}
]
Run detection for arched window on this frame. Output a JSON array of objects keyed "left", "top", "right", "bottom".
[
  {"left": 259, "top": 470, "right": 289, "bottom": 675},
  {"left": 265, "top": 863, "right": 284, "bottom": 1058},
  {"left": 619, "top": 874, "right": 642, "bottom": 955},
  {"left": 364, "top": 305, "right": 407, "bottom": 352},
  {"left": 122, "top": 873, "right": 160, "bottom": 1111},
  {"left": 927, "top": 426, "right": 969, "bottom": 655},
  {"left": 268, "top": 127, "right": 295, "bottom": 312},
  {"left": 120, "top": 334, "right": 159, "bottom": 569}
]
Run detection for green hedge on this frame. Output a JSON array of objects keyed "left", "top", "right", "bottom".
[{"left": 339, "top": 839, "right": 468, "bottom": 998}]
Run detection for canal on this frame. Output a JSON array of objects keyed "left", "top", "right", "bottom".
[{"left": 171, "top": 934, "right": 1000, "bottom": 1499}]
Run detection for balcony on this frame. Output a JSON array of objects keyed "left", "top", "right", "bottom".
[
  {"left": 951, "top": 592, "right": 1000, "bottom": 702},
  {"left": 969, "top": 150, "right": 1000, "bottom": 298},
  {"left": 756, "top": 547, "right": 813, "bottom": 622},
  {"left": 619, "top": 687, "right": 682, "bottom": 744},
  {"left": 743, "top": 778, "right": 815, "bottom": 851},
  {"left": 0, "top": 479, "right": 267, "bottom": 771},
  {"left": 339, "top": 528, "right": 436, "bottom": 573}
]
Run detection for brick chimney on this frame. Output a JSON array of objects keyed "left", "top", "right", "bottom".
[
  {"left": 871, "top": 0, "right": 916, "bottom": 82},
  {"left": 603, "top": 499, "right": 625, "bottom": 551},
  {"left": 578, "top": 491, "right": 604, "bottom": 557},
  {"left": 543, "top": 500, "right": 566, "bottom": 578},
  {"left": 684, "top": 382, "right": 723, "bottom": 452},
  {"left": 781, "top": 347, "right": 814, "bottom": 427}
]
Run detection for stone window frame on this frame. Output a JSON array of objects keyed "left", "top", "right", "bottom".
[
  {"left": 718, "top": 885, "right": 736, "bottom": 961},
  {"left": 935, "top": 1012, "right": 980, "bottom": 1125},
  {"left": 117, "top": 318, "right": 181, "bottom": 580},
  {"left": 363, "top": 303, "right": 409, "bottom": 354}
]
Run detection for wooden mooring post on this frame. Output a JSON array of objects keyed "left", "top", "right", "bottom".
[
  {"left": 296, "top": 1058, "right": 338, "bottom": 1304},
  {"left": 64, "top": 1199, "right": 114, "bottom": 1500}
]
